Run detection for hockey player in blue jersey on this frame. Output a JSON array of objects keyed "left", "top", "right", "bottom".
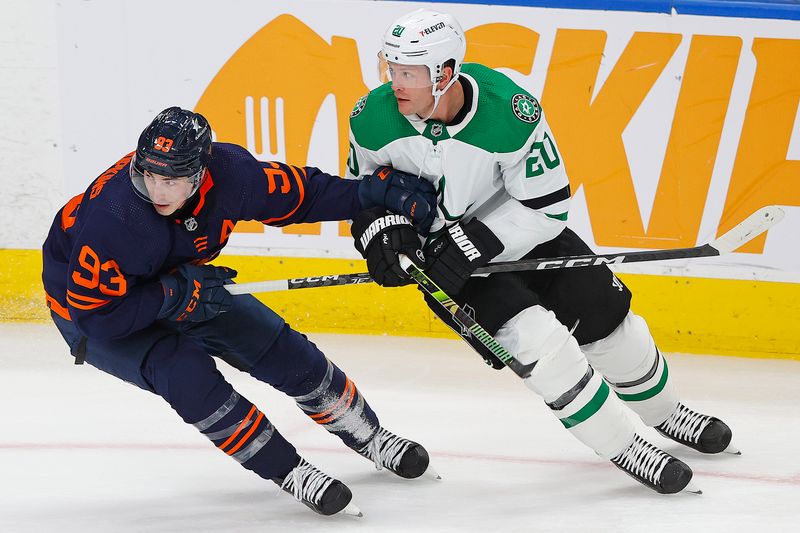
[{"left": 41, "top": 107, "right": 438, "bottom": 516}]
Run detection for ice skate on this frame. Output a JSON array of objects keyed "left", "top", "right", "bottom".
[
  {"left": 358, "top": 427, "right": 439, "bottom": 480},
  {"left": 611, "top": 435, "right": 699, "bottom": 494},
  {"left": 656, "top": 403, "right": 738, "bottom": 454},
  {"left": 274, "top": 458, "right": 362, "bottom": 517}
]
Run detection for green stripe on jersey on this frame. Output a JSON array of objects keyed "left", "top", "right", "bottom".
[{"left": 559, "top": 381, "right": 610, "bottom": 428}]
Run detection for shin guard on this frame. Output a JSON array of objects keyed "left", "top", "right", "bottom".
[
  {"left": 498, "top": 306, "right": 635, "bottom": 458},
  {"left": 582, "top": 312, "right": 678, "bottom": 426}
]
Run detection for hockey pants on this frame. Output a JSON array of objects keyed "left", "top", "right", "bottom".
[{"left": 50, "top": 293, "right": 379, "bottom": 481}]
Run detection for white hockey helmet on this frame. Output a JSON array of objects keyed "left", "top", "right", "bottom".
[{"left": 380, "top": 9, "right": 466, "bottom": 98}]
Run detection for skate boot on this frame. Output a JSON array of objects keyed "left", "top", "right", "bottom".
[
  {"left": 357, "top": 427, "right": 436, "bottom": 479},
  {"left": 273, "top": 458, "right": 361, "bottom": 516},
  {"left": 611, "top": 435, "right": 698, "bottom": 494},
  {"left": 655, "top": 403, "right": 737, "bottom": 454}
]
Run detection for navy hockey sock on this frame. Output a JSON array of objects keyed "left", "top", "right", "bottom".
[
  {"left": 143, "top": 335, "right": 299, "bottom": 481},
  {"left": 292, "top": 358, "right": 379, "bottom": 449},
  {"left": 193, "top": 387, "right": 299, "bottom": 480},
  {"left": 248, "top": 325, "right": 380, "bottom": 450}
]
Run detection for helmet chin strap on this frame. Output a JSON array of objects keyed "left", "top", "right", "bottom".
[
  {"left": 409, "top": 74, "right": 458, "bottom": 123},
  {"left": 410, "top": 93, "right": 443, "bottom": 123}
]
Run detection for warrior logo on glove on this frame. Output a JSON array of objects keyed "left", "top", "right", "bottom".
[
  {"left": 352, "top": 207, "right": 425, "bottom": 287},
  {"left": 446, "top": 224, "right": 482, "bottom": 261}
]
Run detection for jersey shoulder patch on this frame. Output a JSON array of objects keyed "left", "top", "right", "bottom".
[
  {"left": 349, "top": 84, "right": 418, "bottom": 151},
  {"left": 456, "top": 63, "right": 541, "bottom": 153}
]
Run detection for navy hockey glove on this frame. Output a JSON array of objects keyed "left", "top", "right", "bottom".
[
  {"left": 423, "top": 219, "right": 504, "bottom": 296},
  {"left": 351, "top": 207, "right": 425, "bottom": 287},
  {"left": 158, "top": 264, "right": 237, "bottom": 322},
  {"left": 358, "top": 166, "right": 437, "bottom": 235}
]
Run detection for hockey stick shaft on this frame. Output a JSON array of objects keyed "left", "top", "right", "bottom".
[
  {"left": 226, "top": 205, "right": 784, "bottom": 295},
  {"left": 397, "top": 255, "right": 535, "bottom": 379}
]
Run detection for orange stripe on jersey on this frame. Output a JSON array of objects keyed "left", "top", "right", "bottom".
[
  {"left": 218, "top": 405, "right": 256, "bottom": 452},
  {"left": 261, "top": 165, "right": 306, "bottom": 225},
  {"left": 311, "top": 379, "right": 355, "bottom": 425},
  {"left": 66, "top": 290, "right": 110, "bottom": 311},
  {"left": 45, "top": 292, "right": 71, "bottom": 320},
  {"left": 191, "top": 171, "right": 214, "bottom": 216},
  {"left": 67, "top": 290, "right": 109, "bottom": 304},
  {"left": 226, "top": 412, "right": 264, "bottom": 456}
]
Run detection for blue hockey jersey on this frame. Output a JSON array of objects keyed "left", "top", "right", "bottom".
[{"left": 42, "top": 142, "right": 360, "bottom": 340}]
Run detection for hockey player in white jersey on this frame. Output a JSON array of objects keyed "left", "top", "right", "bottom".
[{"left": 348, "top": 8, "right": 738, "bottom": 495}]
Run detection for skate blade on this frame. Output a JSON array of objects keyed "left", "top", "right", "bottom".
[
  {"left": 723, "top": 442, "right": 741, "bottom": 455},
  {"left": 424, "top": 464, "right": 442, "bottom": 481},
  {"left": 683, "top": 480, "right": 703, "bottom": 494},
  {"left": 340, "top": 501, "right": 363, "bottom": 517}
]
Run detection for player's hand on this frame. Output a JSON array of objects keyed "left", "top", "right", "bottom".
[
  {"left": 351, "top": 207, "right": 425, "bottom": 287},
  {"left": 423, "top": 219, "right": 504, "bottom": 295},
  {"left": 357, "top": 166, "right": 437, "bottom": 235},
  {"left": 158, "top": 264, "right": 238, "bottom": 322}
]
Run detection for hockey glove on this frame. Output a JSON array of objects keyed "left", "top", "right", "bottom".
[
  {"left": 423, "top": 219, "right": 504, "bottom": 296},
  {"left": 351, "top": 207, "right": 425, "bottom": 287},
  {"left": 158, "top": 264, "right": 237, "bottom": 322},
  {"left": 357, "top": 166, "right": 437, "bottom": 235}
]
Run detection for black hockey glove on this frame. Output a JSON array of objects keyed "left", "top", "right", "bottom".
[
  {"left": 357, "top": 166, "right": 437, "bottom": 235},
  {"left": 423, "top": 219, "right": 504, "bottom": 296},
  {"left": 158, "top": 264, "right": 237, "bottom": 322},
  {"left": 351, "top": 207, "right": 424, "bottom": 287}
]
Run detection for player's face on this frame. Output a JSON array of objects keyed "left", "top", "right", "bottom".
[
  {"left": 143, "top": 171, "right": 196, "bottom": 216},
  {"left": 387, "top": 62, "right": 435, "bottom": 116}
]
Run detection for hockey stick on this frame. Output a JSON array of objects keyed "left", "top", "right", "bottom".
[
  {"left": 226, "top": 205, "right": 784, "bottom": 295},
  {"left": 396, "top": 254, "right": 535, "bottom": 379}
]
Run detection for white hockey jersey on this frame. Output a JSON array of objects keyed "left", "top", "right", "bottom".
[{"left": 346, "top": 63, "right": 571, "bottom": 262}]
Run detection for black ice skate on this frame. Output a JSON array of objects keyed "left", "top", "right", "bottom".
[
  {"left": 274, "top": 458, "right": 362, "bottom": 516},
  {"left": 611, "top": 435, "right": 699, "bottom": 494},
  {"left": 656, "top": 403, "right": 738, "bottom": 454},
  {"left": 358, "top": 427, "right": 438, "bottom": 479}
]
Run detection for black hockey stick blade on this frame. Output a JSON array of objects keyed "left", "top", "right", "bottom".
[
  {"left": 474, "top": 205, "right": 784, "bottom": 274},
  {"left": 226, "top": 205, "right": 784, "bottom": 295}
]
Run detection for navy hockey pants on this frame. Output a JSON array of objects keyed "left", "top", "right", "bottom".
[{"left": 51, "top": 293, "right": 379, "bottom": 481}]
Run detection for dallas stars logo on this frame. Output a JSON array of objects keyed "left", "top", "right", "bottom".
[
  {"left": 512, "top": 94, "right": 540, "bottom": 124},
  {"left": 350, "top": 95, "right": 368, "bottom": 118}
]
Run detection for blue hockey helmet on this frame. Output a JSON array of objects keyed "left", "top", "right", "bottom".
[{"left": 130, "top": 107, "right": 212, "bottom": 203}]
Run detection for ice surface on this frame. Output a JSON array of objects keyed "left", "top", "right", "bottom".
[{"left": 1, "top": 323, "right": 798, "bottom": 532}]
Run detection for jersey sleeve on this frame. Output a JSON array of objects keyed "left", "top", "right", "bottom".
[
  {"left": 217, "top": 143, "right": 362, "bottom": 225},
  {"left": 481, "top": 113, "right": 571, "bottom": 261},
  {"left": 252, "top": 161, "right": 362, "bottom": 226},
  {"left": 66, "top": 213, "right": 164, "bottom": 340}
]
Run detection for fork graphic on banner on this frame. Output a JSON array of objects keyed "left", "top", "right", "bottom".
[{"left": 245, "top": 96, "right": 286, "bottom": 162}]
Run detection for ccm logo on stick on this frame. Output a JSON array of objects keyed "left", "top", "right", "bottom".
[{"left": 536, "top": 256, "right": 626, "bottom": 269}]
